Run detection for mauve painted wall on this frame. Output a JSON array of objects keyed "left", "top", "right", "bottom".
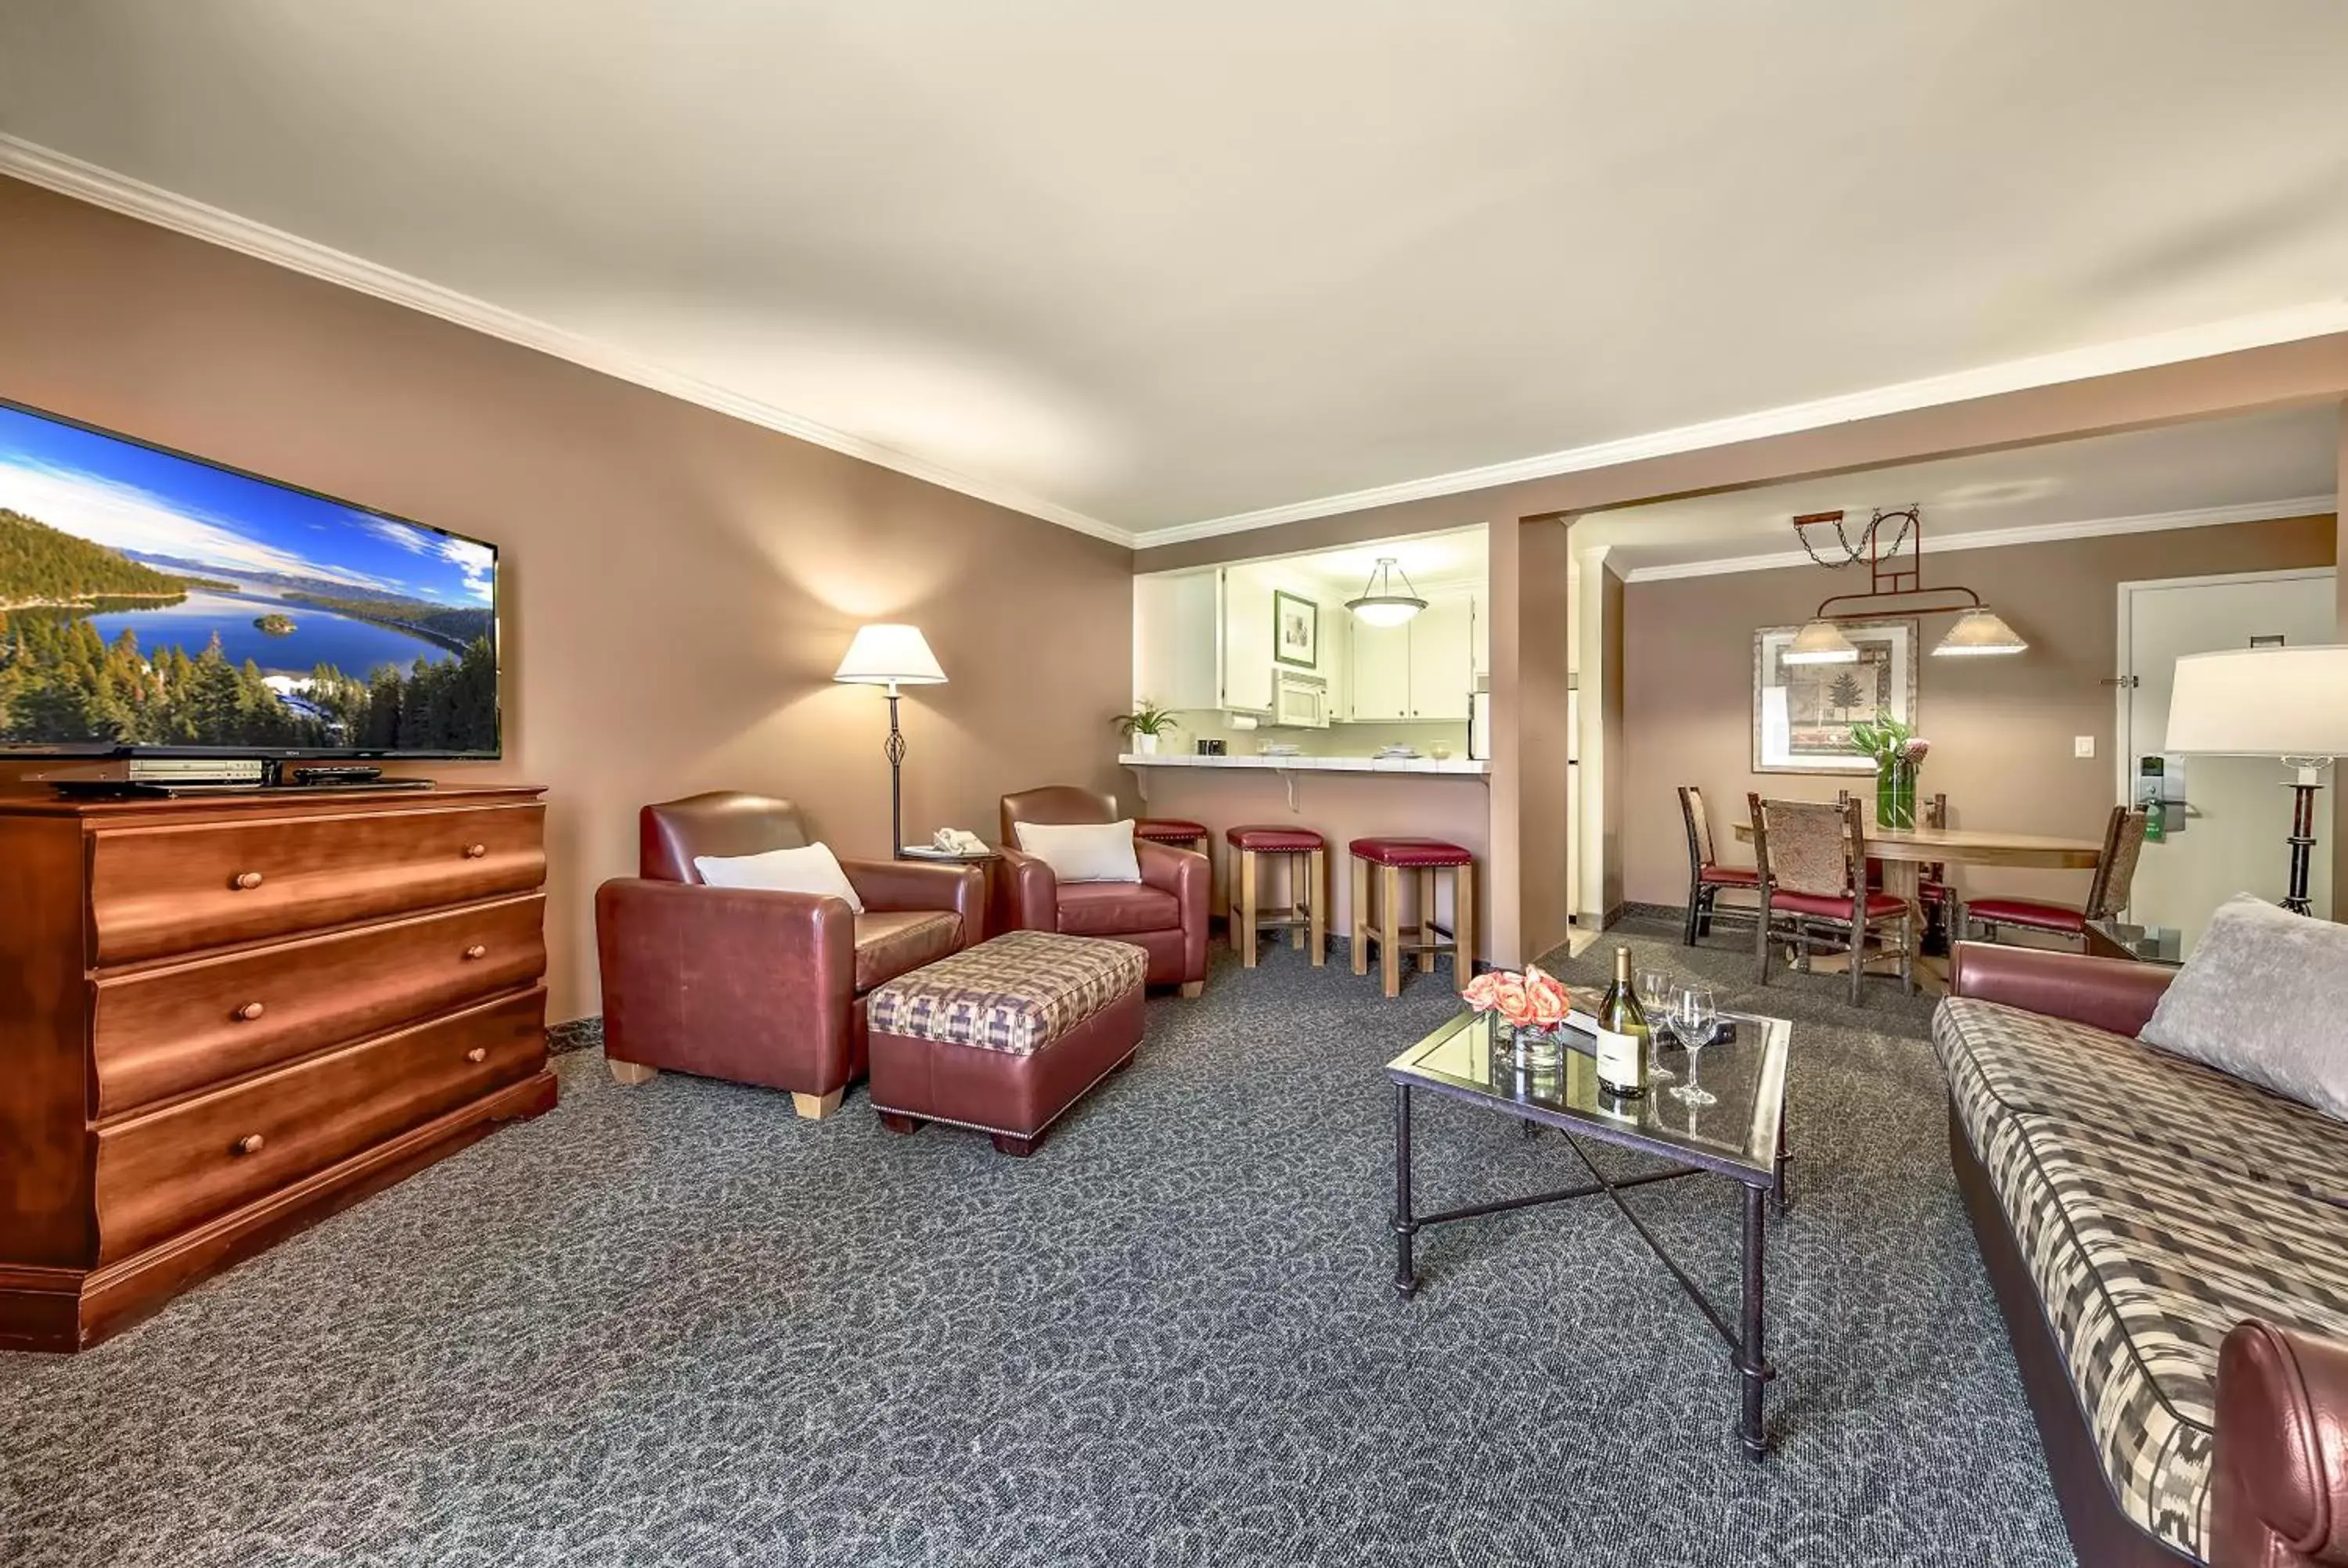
[
  {"left": 0, "top": 176, "right": 1134, "bottom": 1021},
  {"left": 1620, "top": 514, "right": 2338, "bottom": 910}
]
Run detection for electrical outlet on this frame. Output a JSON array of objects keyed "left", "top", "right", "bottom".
[{"left": 2074, "top": 735, "right": 2095, "bottom": 759}]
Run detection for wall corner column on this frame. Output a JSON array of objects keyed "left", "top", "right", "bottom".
[
  {"left": 1489, "top": 513, "right": 1575, "bottom": 968},
  {"left": 2335, "top": 402, "right": 2347, "bottom": 920}
]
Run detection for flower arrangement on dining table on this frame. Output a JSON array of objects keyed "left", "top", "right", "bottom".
[{"left": 1848, "top": 710, "right": 1931, "bottom": 829}]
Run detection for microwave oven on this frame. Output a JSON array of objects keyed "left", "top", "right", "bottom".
[{"left": 1272, "top": 669, "right": 1330, "bottom": 728}]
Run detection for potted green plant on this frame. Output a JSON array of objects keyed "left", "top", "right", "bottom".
[
  {"left": 1113, "top": 700, "right": 1180, "bottom": 756},
  {"left": 1848, "top": 710, "right": 1930, "bottom": 829}
]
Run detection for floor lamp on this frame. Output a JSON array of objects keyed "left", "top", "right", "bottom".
[
  {"left": 834, "top": 624, "right": 947, "bottom": 858},
  {"left": 2164, "top": 645, "right": 2348, "bottom": 915}
]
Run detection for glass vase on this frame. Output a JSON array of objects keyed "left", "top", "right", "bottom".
[{"left": 1875, "top": 760, "right": 1917, "bottom": 830}]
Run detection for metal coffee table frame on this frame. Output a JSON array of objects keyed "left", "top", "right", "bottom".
[{"left": 1386, "top": 1010, "right": 1792, "bottom": 1460}]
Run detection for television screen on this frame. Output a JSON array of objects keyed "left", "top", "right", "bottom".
[{"left": 0, "top": 398, "right": 499, "bottom": 757}]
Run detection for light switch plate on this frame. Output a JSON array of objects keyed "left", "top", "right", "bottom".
[{"left": 2074, "top": 735, "right": 2095, "bottom": 758}]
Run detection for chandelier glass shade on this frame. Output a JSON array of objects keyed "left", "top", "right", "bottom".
[
  {"left": 1345, "top": 557, "right": 1428, "bottom": 627},
  {"left": 1781, "top": 618, "right": 1860, "bottom": 664}
]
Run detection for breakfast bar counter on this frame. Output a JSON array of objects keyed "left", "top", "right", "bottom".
[{"left": 1118, "top": 752, "right": 1489, "bottom": 776}]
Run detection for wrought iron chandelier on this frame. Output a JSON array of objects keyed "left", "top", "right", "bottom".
[{"left": 1781, "top": 506, "right": 2026, "bottom": 664}]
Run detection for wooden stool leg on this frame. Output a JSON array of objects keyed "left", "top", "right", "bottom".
[
  {"left": 1380, "top": 864, "right": 1403, "bottom": 998},
  {"left": 1452, "top": 861, "right": 1475, "bottom": 991},
  {"left": 1287, "top": 852, "right": 1307, "bottom": 950},
  {"left": 1352, "top": 856, "right": 1371, "bottom": 976},
  {"left": 1238, "top": 847, "right": 1259, "bottom": 968},
  {"left": 1308, "top": 848, "right": 1327, "bottom": 966}
]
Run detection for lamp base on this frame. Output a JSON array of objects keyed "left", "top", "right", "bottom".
[{"left": 2282, "top": 777, "right": 2321, "bottom": 917}]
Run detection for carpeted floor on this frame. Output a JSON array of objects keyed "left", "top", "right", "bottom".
[{"left": 0, "top": 921, "right": 2074, "bottom": 1567}]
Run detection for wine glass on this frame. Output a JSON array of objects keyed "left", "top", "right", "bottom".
[
  {"left": 1669, "top": 982, "right": 1718, "bottom": 1106},
  {"left": 1635, "top": 967, "right": 1676, "bottom": 1082}
]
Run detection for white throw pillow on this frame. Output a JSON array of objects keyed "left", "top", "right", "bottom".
[
  {"left": 2139, "top": 892, "right": 2348, "bottom": 1121},
  {"left": 1014, "top": 819, "right": 1142, "bottom": 883},
  {"left": 692, "top": 843, "right": 866, "bottom": 912}
]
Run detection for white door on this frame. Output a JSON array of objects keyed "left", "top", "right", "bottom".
[
  {"left": 2123, "top": 567, "right": 2336, "bottom": 954},
  {"left": 1406, "top": 592, "right": 1475, "bottom": 721}
]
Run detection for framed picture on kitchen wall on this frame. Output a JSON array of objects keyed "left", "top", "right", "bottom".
[
  {"left": 1273, "top": 589, "right": 1319, "bottom": 670},
  {"left": 1752, "top": 619, "right": 1917, "bottom": 773}
]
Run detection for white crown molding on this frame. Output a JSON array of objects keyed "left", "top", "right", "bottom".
[
  {"left": 0, "top": 134, "right": 1136, "bottom": 547},
  {"left": 1133, "top": 301, "right": 2348, "bottom": 551},
  {"left": 1618, "top": 496, "right": 2338, "bottom": 582}
]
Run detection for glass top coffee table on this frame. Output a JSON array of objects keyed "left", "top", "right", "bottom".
[{"left": 1386, "top": 1006, "right": 1794, "bottom": 1459}]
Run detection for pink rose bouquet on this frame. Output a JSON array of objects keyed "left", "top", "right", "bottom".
[{"left": 1467, "top": 964, "right": 1574, "bottom": 1031}]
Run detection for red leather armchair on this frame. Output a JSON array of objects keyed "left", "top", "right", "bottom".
[
  {"left": 595, "top": 792, "right": 983, "bottom": 1118},
  {"left": 999, "top": 786, "right": 1208, "bottom": 995}
]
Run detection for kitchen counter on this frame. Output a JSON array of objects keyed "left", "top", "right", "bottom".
[{"left": 1120, "top": 752, "right": 1489, "bottom": 777}]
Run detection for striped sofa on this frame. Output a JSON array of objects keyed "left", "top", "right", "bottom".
[{"left": 1936, "top": 944, "right": 2348, "bottom": 1568}]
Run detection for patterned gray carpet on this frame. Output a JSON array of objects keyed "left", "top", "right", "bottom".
[{"left": 1, "top": 922, "right": 2074, "bottom": 1567}]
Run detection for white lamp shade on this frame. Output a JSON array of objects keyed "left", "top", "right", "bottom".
[
  {"left": 1931, "top": 607, "right": 2028, "bottom": 657},
  {"left": 1781, "top": 619, "right": 1860, "bottom": 665},
  {"left": 2164, "top": 646, "right": 2348, "bottom": 757},
  {"left": 833, "top": 624, "right": 946, "bottom": 686}
]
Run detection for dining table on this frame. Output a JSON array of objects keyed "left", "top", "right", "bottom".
[{"left": 1730, "top": 819, "right": 2104, "bottom": 993}]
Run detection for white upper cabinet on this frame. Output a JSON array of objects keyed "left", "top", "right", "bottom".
[
  {"left": 1407, "top": 592, "right": 1475, "bottom": 721},
  {"left": 1220, "top": 563, "right": 1277, "bottom": 712},
  {"left": 1470, "top": 588, "right": 1489, "bottom": 678},
  {"left": 1349, "top": 617, "right": 1411, "bottom": 721},
  {"left": 1132, "top": 570, "right": 1221, "bottom": 711}
]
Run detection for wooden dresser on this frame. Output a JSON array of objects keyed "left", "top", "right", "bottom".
[{"left": 0, "top": 784, "right": 555, "bottom": 1352}]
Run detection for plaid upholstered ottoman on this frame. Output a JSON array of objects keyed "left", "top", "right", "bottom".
[{"left": 864, "top": 930, "right": 1146, "bottom": 1156}]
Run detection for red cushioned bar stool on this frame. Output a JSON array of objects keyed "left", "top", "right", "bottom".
[
  {"left": 1349, "top": 838, "right": 1475, "bottom": 999},
  {"left": 1226, "top": 825, "right": 1327, "bottom": 966},
  {"left": 1134, "top": 818, "right": 1209, "bottom": 853}
]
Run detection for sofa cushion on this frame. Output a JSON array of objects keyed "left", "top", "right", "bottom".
[
  {"left": 2141, "top": 893, "right": 2348, "bottom": 1122},
  {"left": 1056, "top": 879, "right": 1179, "bottom": 937},
  {"left": 852, "top": 910, "right": 962, "bottom": 994},
  {"left": 1962, "top": 1103, "right": 2348, "bottom": 1559},
  {"left": 1936, "top": 998, "right": 2348, "bottom": 1210},
  {"left": 866, "top": 929, "right": 1146, "bottom": 1056}
]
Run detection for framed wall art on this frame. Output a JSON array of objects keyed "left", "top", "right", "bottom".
[
  {"left": 1273, "top": 589, "right": 1319, "bottom": 670},
  {"left": 1752, "top": 619, "right": 1917, "bottom": 773}
]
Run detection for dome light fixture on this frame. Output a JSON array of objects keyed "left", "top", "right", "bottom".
[
  {"left": 1781, "top": 618, "right": 1860, "bottom": 664},
  {"left": 1345, "top": 557, "right": 1428, "bottom": 628}
]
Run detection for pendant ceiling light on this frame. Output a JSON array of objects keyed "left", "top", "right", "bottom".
[
  {"left": 1345, "top": 557, "right": 1428, "bottom": 627},
  {"left": 1781, "top": 618, "right": 1861, "bottom": 664},
  {"left": 1790, "top": 506, "right": 2029, "bottom": 658},
  {"left": 1931, "top": 606, "right": 2029, "bottom": 657}
]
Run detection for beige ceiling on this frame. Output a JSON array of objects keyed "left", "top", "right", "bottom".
[
  {"left": 2, "top": 2, "right": 2345, "bottom": 542},
  {"left": 1580, "top": 407, "right": 2341, "bottom": 575}
]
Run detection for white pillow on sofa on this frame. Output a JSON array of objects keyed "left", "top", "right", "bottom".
[
  {"left": 1014, "top": 819, "right": 1142, "bottom": 883},
  {"left": 693, "top": 843, "right": 865, "bottom": 913},
  {"left": 2139, "top": 892, "right": 2348, "bottom": 1121}
]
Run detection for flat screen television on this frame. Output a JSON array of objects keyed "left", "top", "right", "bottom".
[{"left": 0, "top": 397, "right": 499, "bottom": 759}]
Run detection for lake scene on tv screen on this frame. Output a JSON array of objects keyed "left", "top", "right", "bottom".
[{"left": 0, "top": 402, "right": 497, "bottom": 753}]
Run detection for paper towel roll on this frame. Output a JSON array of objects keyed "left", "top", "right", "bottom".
[{"left": 1228, "top": 714, "right": 1259, "bottom": 730}]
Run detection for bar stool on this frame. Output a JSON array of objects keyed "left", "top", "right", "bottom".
[
  {"left": 1226, "top": 825, "right": 1327, "bottom": 967},
  {"left": 1134, "top": 818, "right": 1208, "bottom": 853},
  {"left": 1350, "top": 837, "right": 1475, "bottom": 998}
]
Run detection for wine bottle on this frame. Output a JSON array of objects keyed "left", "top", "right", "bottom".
[{"left": 1594, "top": 945, "right": 1651, "bottom": 1099}]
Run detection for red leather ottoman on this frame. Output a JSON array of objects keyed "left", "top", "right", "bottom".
[{"left": 864, "top": 930, "right": 1146, "bottom": 1156}]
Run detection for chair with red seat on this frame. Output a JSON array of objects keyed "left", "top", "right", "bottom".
[
  {"left": 1677, "top": 785, "right": 1760, "bottom": 946},
  {"left": 1748, "top": 793, "right": 1912, "bottom": 1004},
  {"left": 1964, "top": 805, "right": 2148, "bottom": 948}
]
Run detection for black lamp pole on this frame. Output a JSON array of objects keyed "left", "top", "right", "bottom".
[
  {"left": 884, "top": 683, "right": 907, "bottom": 861},
  {"left": 2282, "top": 771, "right": 2321, "bottom": 916}
]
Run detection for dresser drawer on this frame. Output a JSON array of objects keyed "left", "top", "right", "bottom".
[
  {"left": 88, "top": 803, "right": 546, "bottom": 964},
  {"left": 92, "top": 987, "right": 546, "bottom": 1264},
  {"left": 92, "top": 894, "right": 548, "bottom": 1117}
]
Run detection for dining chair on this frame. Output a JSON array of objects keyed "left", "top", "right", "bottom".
[
  {"left": 1676, "top": 785, "right": 1760, "bottom": 945},
  {"left": 1748, "top": 793, "right": 1914, "bottom": 1005},
  {"left": 1963, "top": 805, "right": 2149, "bottom": 948},
  {"left": 1918, "top": 792, "right": 1956, "bottom": 951}
]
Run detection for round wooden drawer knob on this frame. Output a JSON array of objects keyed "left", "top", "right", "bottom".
[
  {"left": 465, "top": 1048, "right": 488, "bottom": 1064},
  {"left": 232, "top": 870, "right": 265, "bottom": 890},
  {"left": 463, "top": 843, "right": 488, "bottom": 859},
  {"left": 233, "top": 1134, "right": 265, "bottom": 1156},
  {"left": 463, "top": 944, "right": 488, "bottom": 961},
  {"left": 233, "top": 1001, "right": 266, "bottom": 1022}
]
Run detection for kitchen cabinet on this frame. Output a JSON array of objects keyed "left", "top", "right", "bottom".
[
  {"left": 1408, "top": 592, "right": 1475, "bottom": 721},
  {"left": 1220, "top": 563, "right": 1277, "bottom": 712},
  {"left": 1349, "top": 618, "right": 1411, "bottom": 721},
  {"left": 1133, "top": 570, "right": 1222, "bottom": 711},
  {"left": 1471, "top": 588, "right": 1489, "bottom": 678}
]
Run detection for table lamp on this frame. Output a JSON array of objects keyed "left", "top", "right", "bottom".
[
  {"left": 2164, "top": 644, "right": 2348, "bottom": 915},
  {"left": 834, "top": 624, "right": 947, "bottom": 858}
]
